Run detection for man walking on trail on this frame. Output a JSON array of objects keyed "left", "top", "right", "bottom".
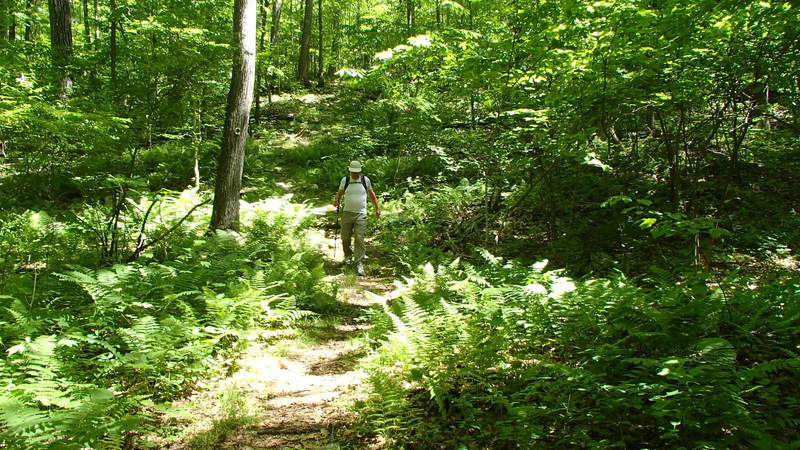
[{"left": 333, "top": 161, "right": 381, "bottom": 276}]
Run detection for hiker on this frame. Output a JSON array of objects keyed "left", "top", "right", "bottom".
[{"left": 333, "top": 160, "right": 380, "bottom": 276}]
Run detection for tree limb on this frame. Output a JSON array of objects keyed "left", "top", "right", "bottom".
[
  {"left": 127, "top": 199, "right": 210, "bottom": 262},
  {"left": 132, "top": 197, "right": 161, "bottom": 257}
]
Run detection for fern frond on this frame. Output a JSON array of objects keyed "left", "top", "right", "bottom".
[
  {"left": 56, "top": 268, "right": 120, "bottom": 304},
  {"left": 0, "top": 395, "right": 50, "bottom": 435},
  {"left": 742, "top": 357, "right": 800, "bottom": 381}
]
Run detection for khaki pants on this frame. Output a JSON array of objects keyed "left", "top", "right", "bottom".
[{"left": 341, "top": 211, "right": 367, "bottom": 263}]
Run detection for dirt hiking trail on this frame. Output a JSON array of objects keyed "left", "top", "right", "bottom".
[{"left": 161, "top": 206, "right": 399, "bottom": 449}]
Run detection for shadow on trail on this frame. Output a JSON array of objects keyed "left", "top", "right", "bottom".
[{"left": 308, "top": 348, "right": 368, "bottom": 376}]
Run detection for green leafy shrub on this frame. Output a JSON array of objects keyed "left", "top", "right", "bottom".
[
  {"left": 136, "top": 140, "right": 218, "bottom": 190},
  {"left": 243, "top": 198, "right": 339, "bottom": 313},
  {"left": 359, "top": 252, "right": 800, "bottom": 448},
  {"left": 0, "top": 90, "right": 131, "bottom": 207},
  {"left": 0, "top": 210, "right": 84, "bottom": 279},
  {"left": 374, "top": 180, "right": 485, "bottom": 271},
  {"left": 0, "top": 195, "right": 329, "bottom": 447}
]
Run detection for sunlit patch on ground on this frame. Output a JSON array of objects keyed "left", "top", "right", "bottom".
[
  {"left": 772, "top": 255, "right": 798, "bottom": 270},
  {"left": 268, "top": 93, "right": 334, "bottom": 104},
  {"left": 192, "top": 277, "right": 389, "bottom": 449},
  {"left": 150, "top": 275, "right": 395, "bottom": 449},
  {"left": 275, "top": 181, "right": 293, "bottom": 191}
]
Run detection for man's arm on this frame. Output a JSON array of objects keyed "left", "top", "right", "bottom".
[
  {"left": 368, "top": 190, "right": 381, "bottom": 218},
  {"left": 334, "top": 177, "right": 345, "bottom": 207}
]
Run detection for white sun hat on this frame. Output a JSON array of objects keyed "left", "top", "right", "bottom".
[{"left": 348, "top": 160, "right": 362, "bottom": 172}]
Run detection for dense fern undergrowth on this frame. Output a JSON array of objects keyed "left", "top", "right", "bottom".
[
  {"left": 249, "top": 93, "right": 800, "bottom": 448},
  {"left": 4, "top": 0, "right": 800, "bottom": 444},
  {"left": 1, "top": 89, "right": 799, "bottom": 448},
  {"left": 0, "top": 192, "right": 333, "bottom": 448},
  {"left": 359, "top": 253, "right": 800, "bottom": 448}
]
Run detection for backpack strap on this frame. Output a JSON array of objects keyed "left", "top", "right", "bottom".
[{"left": 343, "top": 176, "right": 370, "bottom": 191}]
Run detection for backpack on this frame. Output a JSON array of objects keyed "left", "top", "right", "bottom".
[{"left": 343, "top": 175, "right": 369, "bottom": 191}]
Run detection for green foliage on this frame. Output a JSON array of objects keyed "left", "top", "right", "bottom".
[
  {"left": 137, "top": 140, "right": 218, "bottom": 189},
  {"left": 187, "top": 385, "right": 258, "bottom": 449},
  {"left": 2, "top": 0, "right": 799, "bottom": 446},
  {"left": 0, "top": 334, "right": 146, "bottom": 449},
  {"left": 0, "top": 210, "right": 81, "bottom": 279},
  {"left": 374, "top": 180, "right": 485, "bottom": 270},
  {"left": 243, "top": 198, "right": 339, "bottom": 313},
  {"left": 343, "top": 0, "right": 800, "bottom": 277},
  {"left": 0, "top": 195, "right": 330, "bottom": 446},
  {"left": 359, "top": 252, "right": 800, "bottom": 447},
  {"left": 0, "top": 95, "right": 132, "bottom": 206}
]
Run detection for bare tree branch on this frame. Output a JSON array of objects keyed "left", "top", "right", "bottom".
[{"left": 127, "top": 199, "right": 210, "bottom": 262}]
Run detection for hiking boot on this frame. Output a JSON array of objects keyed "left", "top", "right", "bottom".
[{"left": 356, "top": 262, "right": 365, "bottom": 276}]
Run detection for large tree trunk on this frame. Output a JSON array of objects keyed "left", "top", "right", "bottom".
[
  {"left": 211, "top": 0, "right": 258, "bottom": 231},
  {"left": 317, "top": 0, "right": 323, "bottom": 86},
  {"left": 270, "top": 0, "right": 281, "bottom": 44},
  {"left": 297, "top": 0, "right": 312, "bottom": 87},
  {"left": 48, "top": 0, "right": 73, "bottom": 96},
  {"left": 82, "top": 0, "right": 90, "bottom": 44}
]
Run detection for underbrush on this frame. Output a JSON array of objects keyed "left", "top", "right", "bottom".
[
  {"left": 374, "top": 180, "right": 484, "bottom": 271},
  {"left": 358, "top": 251, "right": 800, "bottom": 448},
  {"left": 0, "top": 194, "right": 334, "bottom": 447}
]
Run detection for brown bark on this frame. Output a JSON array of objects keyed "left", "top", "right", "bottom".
[
  {"left": 0, "top": 3, "right": 5, "bottom": 41},
  {"left": 267, "top": 0, "right": 281, "bottom": 99},
  {"left": 270, "top": 0, "right": 281, "bottom": 44},
  {"left": 405, "top": 0, "right": 414, "bottom": 35},
  {"left": 0, "top": 0, "right": 9, "bottom": 40},
  {"left": 297, "top": 0, "right": 312, "bottom": 86},
  {"left": 210, "top": 0, "right": 258, "bottom": 231},
  {"left": 8, "top": 2, "right": 16, "bottom": 40},
  {"left": 48, "top": 0, "right": 73, "bottom": 96},
  {"left": 259, "top": 0, "right": 267, "bottom": 50},
  {"left": 82, "top": 0, "right": 90, "bottom": 44},
  {"left": 92, "top": 0, "right": 98, "bottom": 48},
  {"left": 328, "top": 12, "right": 338, "bottom": 76}
]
